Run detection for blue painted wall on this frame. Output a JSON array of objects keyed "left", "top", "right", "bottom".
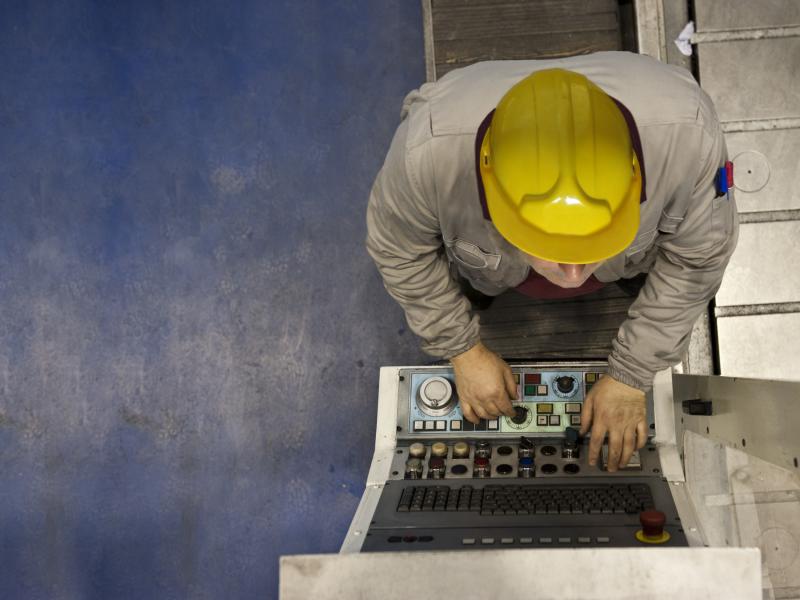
[{"left": 0, "top": 1, "right": 427, "bottom": 597}]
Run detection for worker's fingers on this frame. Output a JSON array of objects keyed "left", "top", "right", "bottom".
[
  {"left": 606, "top": 429, "right": 623, "bottom": 472},
  {"left": 619, "top": 426, "right": 637, "bottom": 469},
  {"left": 461, "top": 401, "right": 479, "bottom": 425},
  {"left": 503, "top": 368, "right": 519, "bottom": 402},
  {"left": 579, "top": 393, "right": 594, "bottom": 436},
  {"left": 636, "top": 420, "right": 648, "bottom": 449},
  {"left": 588, "top": 423, "right": 607, "bottom": 467},
  {"left": 472, "top": 403, "right": 491, "bottom": 421},
  {"left": 481, "top": 400, "right": 504, "bottom": 419},
  {"left": 494, "top": 390, "right": 516, "bottom": 418}
]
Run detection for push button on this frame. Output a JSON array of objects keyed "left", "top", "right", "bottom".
[
  {"left": 537, "top": 415, "right": 548, "bottom": 426},
  {"left": 462, "top": 538, "right": 476, "bottom": 545},
  {"left": 549, "top": 415, "right": 561, "bottom": 426}
]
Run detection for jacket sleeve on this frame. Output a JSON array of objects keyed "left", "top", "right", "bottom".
[
  {"left": 365, "top": 118, "right": 481, "bottom": 358},
  {"left": 607, "top": 108, "right": 739, "bottom": 391}
]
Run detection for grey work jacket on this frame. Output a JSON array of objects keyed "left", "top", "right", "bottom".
[{"left": 366, "top": 52, "right": 738, "bottom": 391}]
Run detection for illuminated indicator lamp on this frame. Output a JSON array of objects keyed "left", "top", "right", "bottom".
[
  {"left": 524, "top": 385, "right": 536, "bottom": 396},
  {"left": 524, "top": 373, "right": 541, "bottom": 385},
  {"left": 536, "top": 403, "right": 553, "bottom": 414}
]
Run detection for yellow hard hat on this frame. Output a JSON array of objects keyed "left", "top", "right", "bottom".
[{"left": 479, "top": 69, "right": 641, "bottom": 264}]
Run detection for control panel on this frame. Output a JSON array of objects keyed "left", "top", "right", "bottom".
[
  {"left": 401, "top": 363, "right": 612, "bottom": 435},
  {"left": 345, "top": 362, "right": 685, "bottom": 553}
]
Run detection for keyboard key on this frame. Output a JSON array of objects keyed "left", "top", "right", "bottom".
[
  {"left": 500, "top": 538, "right": 514, "bottom": 544},
  {"left": 462, "top": 538, "right": 476, "bottom": 545},
  {"left": 481, "top": 537, "right": 495, "bottom": 545},
  {"left": 539, "top": 537, "right": 553, "bottom": 544}
]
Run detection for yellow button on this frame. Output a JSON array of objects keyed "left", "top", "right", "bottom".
[
  {"left": 513, "top": 373, "right": 520, "bottom": 384},
  {"left": 537, "top": 403, "right": 553, "bottom": 414},
  {"left": 586, "top": 373, "right": 596, "bottom": 383}
]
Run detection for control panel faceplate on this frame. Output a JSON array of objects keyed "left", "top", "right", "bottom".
[{"left": 401, "top": 363, "right": 638, "bottom": 436}]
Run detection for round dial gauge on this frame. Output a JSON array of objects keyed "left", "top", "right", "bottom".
[
  {"left": 504, "top": 404, "right": 533, "bottom": 430},
  {"left": 553, "top": 375, "right": 578, "bottom": 398}
]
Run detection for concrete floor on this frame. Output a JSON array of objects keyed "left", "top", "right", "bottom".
[{"left": 0, "top": 2, "right": 427, "bottom": 598}]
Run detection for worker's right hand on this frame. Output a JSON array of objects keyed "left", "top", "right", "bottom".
[{"left": 450, "top": 342, "right": 517, "bottom": 424}]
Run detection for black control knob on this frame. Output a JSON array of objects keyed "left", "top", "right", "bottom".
[
  {"left": 564, "top": 427, "right": 579, "bottom": 448},
  {"left": 562, "top": 426, "right": 581, "bottom": 459},
  {"left": 556, "top": 376, "right": 575, "bottom": 394},
  {"left": 511, "top": 405, "right": 529, "bottom": 424}
]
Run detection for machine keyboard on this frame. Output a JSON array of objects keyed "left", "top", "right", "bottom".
[{"left": 397, "top": 483, "right": 655, "bottom": 515}]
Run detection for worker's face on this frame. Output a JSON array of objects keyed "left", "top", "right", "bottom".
[{"left": 524, "top": 255, "right": 604, "bottom": 288}]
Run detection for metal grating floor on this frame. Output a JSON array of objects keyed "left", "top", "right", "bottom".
[
  {"left": 479, "top": 286, "right": 634, "bottom": 361},
  {"left": 423, "top": 0, "right": 623, "bottom": 80}
]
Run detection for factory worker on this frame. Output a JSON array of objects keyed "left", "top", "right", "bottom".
[{"left": 366, "top": 52, "right": 738, "bottom": 471}]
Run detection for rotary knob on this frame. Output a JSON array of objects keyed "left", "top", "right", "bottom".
[
  {"left": 553, "top": 375, "right": 578, "bottom": 398},
  {"left": 511, "top": 405, "right": 529, "bottom": 424},
  {"left": 557, "top": 376, "right": 574, "bottom": 393},
  {"left": 416, "top": 376, "right": 456, "bottom": 416}
]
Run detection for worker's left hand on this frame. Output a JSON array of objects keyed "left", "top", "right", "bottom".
[{"left": 579, "top": 375, "right": 647, "bottom": 472}]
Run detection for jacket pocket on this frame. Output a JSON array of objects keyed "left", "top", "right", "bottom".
[
  {"left": 624, "top": 228, "right": 657, "bottom": 265},
  {"left": 658, "top": 211, "right": 685, "bottom": 234},
  {"left": 444, "top": 238, "right": 502, "bottom": 271}
]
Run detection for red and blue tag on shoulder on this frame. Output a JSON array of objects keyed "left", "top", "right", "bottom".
[{"left": 716, "top": 160, "right": 734, "bottom": 199}]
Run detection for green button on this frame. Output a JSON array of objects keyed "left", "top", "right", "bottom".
[{"left": 524, "top": 385, "right": 536, "bottom": 396}]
